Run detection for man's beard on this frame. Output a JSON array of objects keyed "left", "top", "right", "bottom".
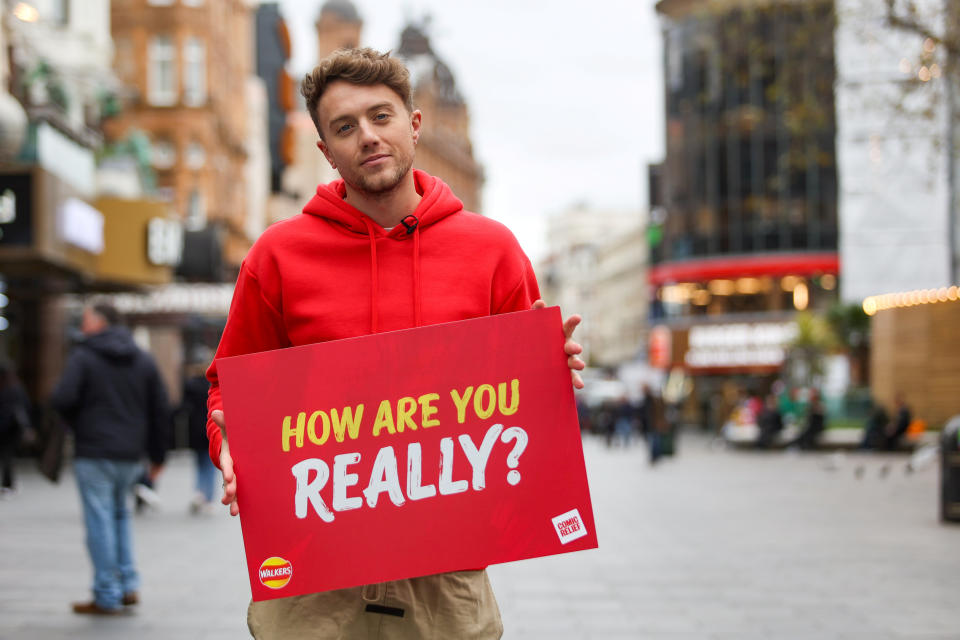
[{"left": 350, "top": 153, "right": 413, "bottom": 197}]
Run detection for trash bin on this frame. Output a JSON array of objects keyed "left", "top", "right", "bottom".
[{"left": 940, "top": 416, "right": 960, "bottom": 523}]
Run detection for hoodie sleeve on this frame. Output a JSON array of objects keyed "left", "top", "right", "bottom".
[
  {"left": 493, "top": 251, "right": 541, "bottom": 315},
  {"left": 206, "top": 261, "right": 290, "bottom": 467}
]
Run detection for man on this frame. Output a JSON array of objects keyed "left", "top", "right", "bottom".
[
  {"left": 51, "top": 301, "right": 170, "bottom": 615},
  {"left": 205, "top": 48, "right": 584, "bottom": 639}
]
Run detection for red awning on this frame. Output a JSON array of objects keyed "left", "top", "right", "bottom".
[{"left": 649, "top": 252, "right": 839, "bottom": 285}]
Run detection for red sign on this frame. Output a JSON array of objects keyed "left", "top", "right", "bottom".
[{"left": 216, "top": 307, "right": 597, "bottom": 601}]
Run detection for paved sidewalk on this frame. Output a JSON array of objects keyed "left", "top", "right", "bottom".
[{"left": 1, "top": 435, "right": 958, "bottom": 639}]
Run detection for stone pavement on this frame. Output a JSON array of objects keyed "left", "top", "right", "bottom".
[{"left": 1, "top": 434, "right": 958, "bottom": 639}]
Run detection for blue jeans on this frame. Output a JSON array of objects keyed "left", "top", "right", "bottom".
[
  {"left": 195, "top": 449, "right": 218, "bottom": 502},
  {"left": 74, "top": 458, "right": 143, "bottom": 609}
]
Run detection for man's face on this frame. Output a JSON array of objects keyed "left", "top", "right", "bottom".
[
  {"left": 316, "top": 81, "right": 421, "bottom": 197},
  {"left": 80, "top": 307, "right": 105, "bottom": 336}
]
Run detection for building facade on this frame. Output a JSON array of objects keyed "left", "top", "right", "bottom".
[
  {"left": 107, "top": 0, "right": 257, "bottom": 280},
  {"left": 652, "top": 0, "right": 841, "bottom": 426},
  {"left": 836, "top": 0, "right": 956, "bottom": 302}
]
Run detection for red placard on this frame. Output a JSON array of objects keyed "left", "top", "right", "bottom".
[{"left": 216, "top": 307, "right": 597, "bottom": 601}]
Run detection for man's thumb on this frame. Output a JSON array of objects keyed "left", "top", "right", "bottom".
[{"left": 212, "top": 409, "right": 225, "bottom": 431}]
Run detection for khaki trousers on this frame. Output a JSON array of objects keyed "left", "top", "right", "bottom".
[{"left": 247, "top": 570, "right": 502, "bottom": 640}]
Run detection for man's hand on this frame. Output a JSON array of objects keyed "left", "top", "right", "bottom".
[
  {"left": 212, "top": 409, "right": 239, "bottom": 517},
  {"left": 148, "top": 463, "right": 164, "bottom": 483},
  {"left": 532, "top": 300, "right": 585, "bottom": 389}
]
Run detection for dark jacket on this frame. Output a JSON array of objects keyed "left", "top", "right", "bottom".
[
  {"left": 180, "top": 374, "right": 211, "bottom": 452},
  {"left": 51, "top": 326, "right": 170, "bottom": 464}
]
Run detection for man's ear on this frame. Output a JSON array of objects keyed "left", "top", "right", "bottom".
[
  {"left": 411, "top": 109, "right": 422, "bottom": 145},
  {"left": 317, "top": 139, "right": 336, "bottom": 170}
]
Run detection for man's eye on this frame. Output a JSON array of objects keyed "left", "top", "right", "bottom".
[
  {"left": 337, "top": 123, "right": 353, "bottom": 134},
  {"left": 374, "top": 113, "right": 389, "bottom": 121}
]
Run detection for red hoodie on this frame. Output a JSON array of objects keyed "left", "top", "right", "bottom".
[{"left": 206, "top": 170, "right": 540, "bottom": 464}]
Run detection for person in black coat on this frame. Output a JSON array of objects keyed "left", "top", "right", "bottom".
[
  {"left": 756, "top": 394, "right": 784, "bottom": 449},
  {"left": 792, "top": 393, "right": 826, "bottom": 450},
  {"left": 180, "top": 355, "right": 218, "bottom": 513},
  {"left": 0, "top": 360, "right": 30, "bottom": 495},
  {"left": 51, "top": 301, "right": 170, "bottom": 615}
]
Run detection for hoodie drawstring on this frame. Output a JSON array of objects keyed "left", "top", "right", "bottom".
[
  {"left": 362, "top": 217, "right": 379, "bottom": 333},
  {"left": 412, "top": 224, "right": 422, "bottom": 327},
  {"left": 362, "top": 216, "right": 423, "bottom": 333}
]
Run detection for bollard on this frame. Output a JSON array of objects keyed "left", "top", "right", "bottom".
[{"left": 940, "top": 415, "right": 960, "bottom": 523}]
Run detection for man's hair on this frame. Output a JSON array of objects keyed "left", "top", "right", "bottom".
[
  {"left": 88, "top": 299, "right": 121, "bottom": 327},
  {"left": 301, "top": 47, "right": 413, "bottom": 139}
]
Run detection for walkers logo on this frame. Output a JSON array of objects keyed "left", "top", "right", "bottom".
[
  {"left": 551, "top": 509, "right": 588, "bottom": 545},
  {"left": 258, "top": 557, "right": 293, "bottom": 589}
]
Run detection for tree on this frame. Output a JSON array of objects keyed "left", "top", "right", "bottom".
[{"left": 882, "top": 0, "right": 960, "bottom": 283}]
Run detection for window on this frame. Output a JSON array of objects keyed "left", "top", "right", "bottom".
[
  {"left": 148, "top": 36, "right": 177, "bottom": 106},
  {"left": 183, "top": 38, "right": 207, "bottom": 106},
  {"left": 186, "top": 142, "right": 206, "bottom": 169},
  {"left": 51, "top": 0, "right": 68, "bottom": 25},
  {"left": 186, "top": 189, "right": 206, "bottom": 231},
  {"left": 151, "top": 139, "right": 176, "bottom": 169}
]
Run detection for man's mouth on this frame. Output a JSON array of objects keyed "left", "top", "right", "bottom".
[{"left": 361, "top": 154, "right": 390, "bottom": 167}]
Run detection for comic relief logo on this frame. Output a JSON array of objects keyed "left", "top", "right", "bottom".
[
  {"left": 258, "top": 557, "right": 293, "bottom": 589},
  {"left": 551, "top": 509, "right": 587, "bottom": 545}
]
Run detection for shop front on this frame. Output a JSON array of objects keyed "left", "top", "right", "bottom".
[{"left": 649, "top": 316, "right": 799, "bottom": 434}]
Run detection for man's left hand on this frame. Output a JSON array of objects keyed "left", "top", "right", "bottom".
[{"left": 532, "top": 300, "right": 585, "bottom": 389}]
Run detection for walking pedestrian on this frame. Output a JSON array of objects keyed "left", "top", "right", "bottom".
[
  {"left": 204, "top": 47, "right": 585, "bottom": 639},
  {"left": 180, "top": 354, "right": 218, "bottom": 514},
  {"left": 50, "top": 301, "right": 171, "bottom": 615},
  {"left": 0, "top": 359, "right": 30, "bottom": 495}
]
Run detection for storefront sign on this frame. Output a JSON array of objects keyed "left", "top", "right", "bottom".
[
  {"left": 685, "top": 321, "right": 797, "bottom": 369},
  {"left": 217, "top": 308, "right": 597, "bottom": 601},
  {"left": 146, "top": 217, "right": 183, "bottom": 266}
]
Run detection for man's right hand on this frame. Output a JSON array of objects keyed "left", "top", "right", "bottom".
[{"left": 212, "top": 409, "right": 239, "bottom": 517}]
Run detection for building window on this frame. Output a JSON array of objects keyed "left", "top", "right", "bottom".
[
  {"left": 186, "top": 142, "right": 206, "bottom": 169},
  {"left": 148, "top": 36, "right": 177, "bottom": 106},
  {"left": 151, "top": 139, "right": 176, "bottom": 170},
  {"left": 186, "top": 189, "right": 206, "bottom": 231},
  {"left": 183, "top": 38, "right": 207, "bottom": 107},
  {"left": 51, "top": 0, "right": 68, "bottom": 25},
  {"left": 114, "top": 37, "right": 135, "bottom": 84}
]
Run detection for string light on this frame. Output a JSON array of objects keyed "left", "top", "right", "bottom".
[{"left": 863, "top": 286, "right": 960, "bottom": 316}]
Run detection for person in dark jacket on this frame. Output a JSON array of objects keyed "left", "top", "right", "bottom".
[
  {"left": 180, "top": 354, "right": 218, "bottom": 514},
  {"left": 792, "top": 392, "right": 826, "bottom": 450},
  {"left": 756, "top": 394, "right": 784, "bottom": 449},
  {"left": 0, "top": 360, "right": 30, "bottom": 495},
  {"left": 51, "top": 301, "right": 170, "bottom": 615}
]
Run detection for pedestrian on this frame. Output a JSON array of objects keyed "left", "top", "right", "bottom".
[
  {"left": 645, "top": 387, "right": 669, "bottom": 465},
  {"left": 612, "top": 395, "right": 635, "bottom": 447},
  {"left": 881, "top": 393, "right": 912, "bottom": 451},
  {"left": 180, "top": 353, "right": 218, "bottom": 514},
  {"left": 204, "top": 47, "right": 585, "bottom": 639},
  {"left": 0, "top": 359, "right": 30, "bottom": 496},
  {"left": 756, "top": 394, "right": 784, "bottom": 449},
  {"left": 790, "top": 391, "right": 825, "bottom": 450},
  {"left": 50, "top": 301, "right": 170, "bottom": 615}
]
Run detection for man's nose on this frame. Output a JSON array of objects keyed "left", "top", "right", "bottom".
[{"left": 357, "top": 120, "right": 380, "bottom": 146}]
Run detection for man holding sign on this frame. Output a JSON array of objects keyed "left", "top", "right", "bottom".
[{"left": 206, "top": 47, "right": 584, "bottom": 639}]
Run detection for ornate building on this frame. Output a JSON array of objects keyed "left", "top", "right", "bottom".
[{"left": 107, "top": 0, "right": 257, "bottom": 280}]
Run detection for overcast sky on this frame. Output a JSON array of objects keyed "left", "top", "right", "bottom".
[{"left": 275, "top": 0, "right": 665, "bottom": 262}]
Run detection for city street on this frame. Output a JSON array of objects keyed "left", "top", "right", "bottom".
[{"left": 1, "top": 433, "right": 957, "bottom": 640}]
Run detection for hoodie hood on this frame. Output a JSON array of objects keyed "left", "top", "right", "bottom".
[
  {"left": 301, "top": 169, "right": 462, "bottom": 236},
  {"left": 82, "top": 326, "right": 138, "bottom": 361},
  {"left": 299, "top": 170, "right": 464, "bottom": 333}
]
